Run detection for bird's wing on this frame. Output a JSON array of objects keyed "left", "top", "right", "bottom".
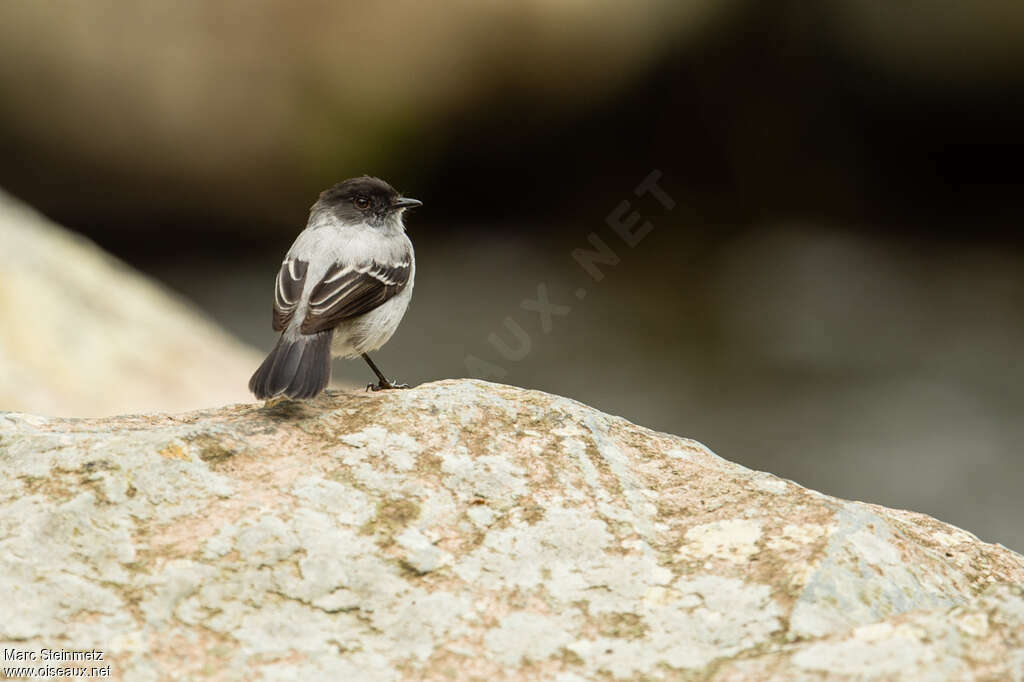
[
  {"left": 273, "top": 258, "right": 309, "bottom": 331},
  {"left": 299, "top": 258, "right": 411, "bottom": 334}
]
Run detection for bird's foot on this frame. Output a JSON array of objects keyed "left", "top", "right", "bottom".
[{"left": 366, "top": 379, "right": 410, "bottom": 392}]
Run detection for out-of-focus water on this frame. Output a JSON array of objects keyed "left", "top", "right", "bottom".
[{"left": 148, "top": 221, "right": 1024, "bottom": 553}]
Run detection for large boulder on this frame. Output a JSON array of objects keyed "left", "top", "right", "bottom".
[
  {"left": 0, "top": 189, "right": 263, "bottom": 417},
  {"left": 1, "top": 380, "right": 1022, "bottom": 680}
]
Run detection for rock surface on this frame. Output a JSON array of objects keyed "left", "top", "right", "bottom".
[
  {"left": 1, "top": 380, "right": 1022, "bottom": 680},
  {"left": 0, "top": 189, "right": 263, "bottom": 417}
]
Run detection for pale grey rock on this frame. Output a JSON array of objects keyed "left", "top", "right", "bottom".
[
  {"left": 1, "top": 379, "right": 1022, "bottom": 681},
  {"left": 0, "top": 189, "right": 262, "bottom": 417}
]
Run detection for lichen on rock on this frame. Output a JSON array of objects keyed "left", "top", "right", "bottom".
[{"left": 1, "top": 379, "right": 1022, "bottom": 680}]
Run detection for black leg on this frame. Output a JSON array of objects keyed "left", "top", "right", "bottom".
[{"left": 361, "top": 353, "right": 409, "bottom": 391}]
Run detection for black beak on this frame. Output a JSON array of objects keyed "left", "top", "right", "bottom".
[{"left": 392, "top": 197, "right": 422, "bottom": 210}]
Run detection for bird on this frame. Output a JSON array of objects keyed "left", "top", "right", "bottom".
[{"left": 249, "top": 176, "right": 421, "bottom": 400}]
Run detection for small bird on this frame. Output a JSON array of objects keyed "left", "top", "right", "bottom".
[{"left": 249, "top": 176, "right": 421, "bottom": 399}]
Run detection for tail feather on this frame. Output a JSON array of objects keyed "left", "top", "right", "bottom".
[
  {"left": 285, "top": 333, "right": 333, "bottom": 398},
  {"left": 249, "top": 332, "right": 332, "bottom": 400}
]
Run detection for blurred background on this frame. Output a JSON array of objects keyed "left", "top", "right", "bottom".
[{"left": 1, "top": 1, "right": 1022, "bottom": 551}]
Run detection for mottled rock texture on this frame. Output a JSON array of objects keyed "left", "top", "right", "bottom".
[
  {"left": 0, "top": 189, "right": 262, "bottom": 416},
  {"left": 1, "top": 380, "right": 1022, "bottom": 680}
]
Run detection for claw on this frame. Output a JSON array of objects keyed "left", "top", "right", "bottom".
[{"left": 368, "top": 379, "right": 410, "bottom": 391}]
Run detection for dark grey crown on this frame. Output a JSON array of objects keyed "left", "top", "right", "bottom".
[{"left": 316, "top": 176, "right": 420, "bottom": 224}]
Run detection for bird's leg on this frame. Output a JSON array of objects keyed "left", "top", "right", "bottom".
[{"left": 361, "top": 353, "right": 409, "bottom": 391}]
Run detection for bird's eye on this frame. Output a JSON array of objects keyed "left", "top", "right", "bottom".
[{"left": 354, "top": 196, "right": 370, "bottom": 210}]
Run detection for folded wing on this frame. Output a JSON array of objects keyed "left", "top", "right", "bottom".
[
  {"left": 273, "top": 259, "right": 309, "bottom": 331},
  {"left": 300, "top": 259, "right": 411, "bottom": 334}
]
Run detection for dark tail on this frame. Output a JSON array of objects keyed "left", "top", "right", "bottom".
[{"left": 249, "top": 331, "right": 332, "bottom": 400}]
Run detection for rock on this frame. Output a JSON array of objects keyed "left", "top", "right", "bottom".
[
  {"left": 0, "top": 189, "right": 263, "bottom": 417},
  {"left": 1, "top": 379, "right": 1022, "bottom": 680}
]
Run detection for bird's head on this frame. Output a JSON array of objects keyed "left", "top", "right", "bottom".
[{"left": 316, "top": 176, "right": 421, "bottom": 230}]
